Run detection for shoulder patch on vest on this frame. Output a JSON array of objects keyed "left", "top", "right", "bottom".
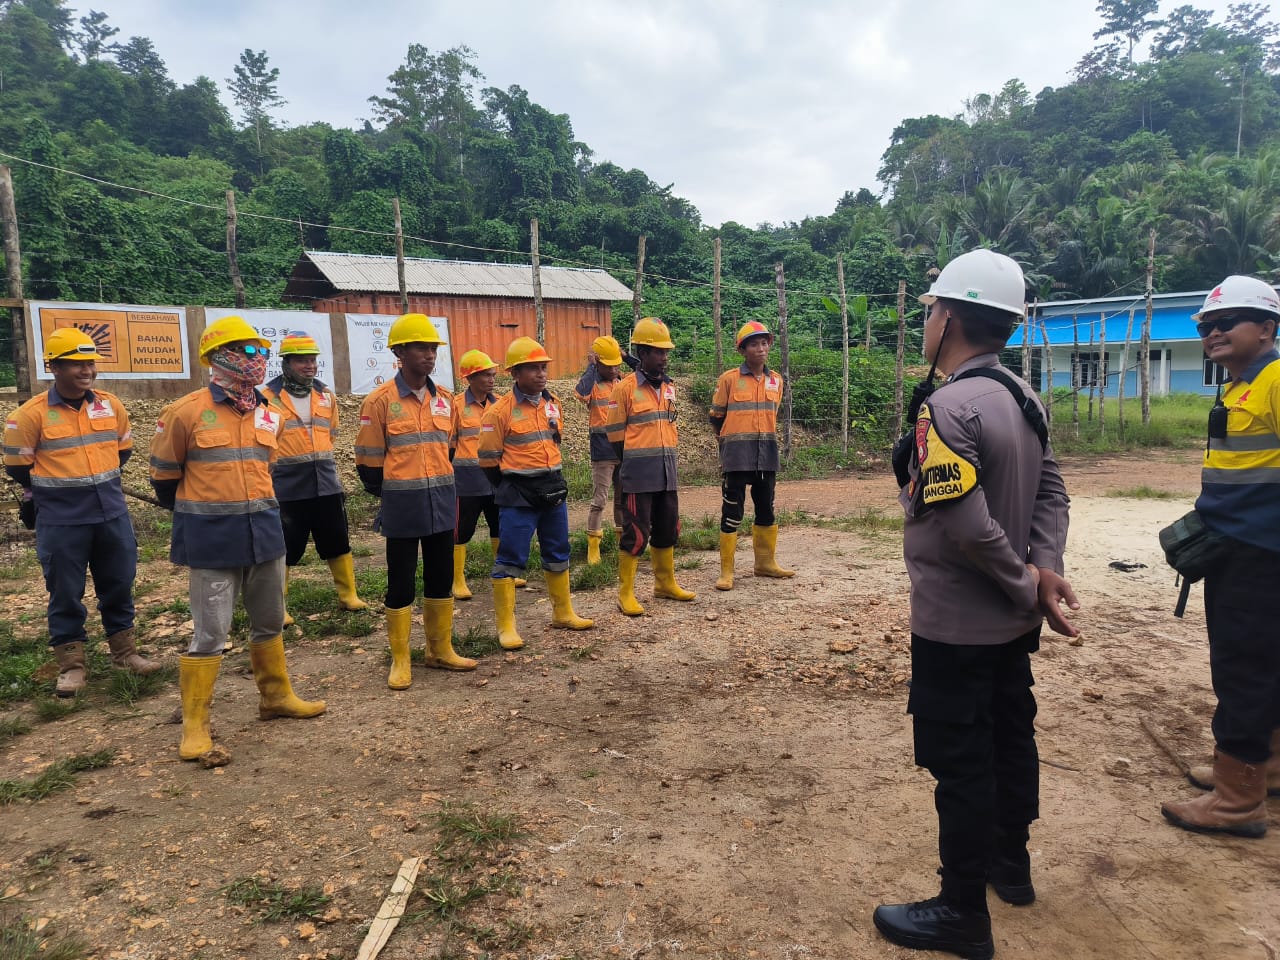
[{"left": 915, "top": 402, "right": 977, "bottom": 506}]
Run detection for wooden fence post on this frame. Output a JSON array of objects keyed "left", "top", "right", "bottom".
[
  {"left": 713, "top": 236, "right": 723, "bottom": 373},
  {"left": 1039, "top": 317, "right": 1054, "bottom": 432},
  {"left": 1141, "top": 229, "right": 1154, "bottom": 425},
  {"left": 0, "top": 164, "right": 30, "bottom": 399},
  {"left": 837, "top": 253, "right": 850, "bottom": 457},
  {"left": 225, "top": 190, "right": 245, "bottom": 309},
  {"left": 530, "top": 218, "right": 545, "bottom": 344},
  {"left": 393, "top": 197, "right": 408, "bottom": 314},
  {"left": 774, "top": 262, "right": 792, "bottom": 461},
  {"left": 1098, "top": 313, "right": 1107, "bottom": 438},
  {"left": 632, "top": 234, "right": 646, "bottom": 326},
  {"left": 1119, "top": 306, "right": 1136, "bottom": 439},
  {"left": 1072, "top": 314, "right": 1080, "bottom": 436},
  {"left": 894, "top": 280, "right": 906, "bottom": 438}
]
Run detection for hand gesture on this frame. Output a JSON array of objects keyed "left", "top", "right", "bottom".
[{"left": 1034, "top": 567, "right": 1080, "bottom": 637}]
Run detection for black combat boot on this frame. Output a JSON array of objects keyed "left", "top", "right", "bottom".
[
  {"left": 988, "top": 825, "right": 1035, "bottom": 906},
  {"left": 873, "top": 894, "right": 994, "bottom": 960}
]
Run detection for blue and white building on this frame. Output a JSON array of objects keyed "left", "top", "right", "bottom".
[{"left": 1014, "top": 289, "right": 1246, "bottom": 397}]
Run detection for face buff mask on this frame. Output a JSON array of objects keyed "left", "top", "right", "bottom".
[
  {"left": 209, "top": 344, "right": 268, "bottom": 413},
  {"left": 281, "top": 360, "right": 315, "bottom": 398}
]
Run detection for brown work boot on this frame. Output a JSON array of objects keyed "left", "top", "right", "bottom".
[
  {"left": 1162, "top": 750, "right": 1268, "bottom": 838},
  {"left": 51, "top": 641, "right": 87, "bottom": 697},
  {"left": 1188, "top": 732, "right": 1280, "bottom": 797},
  {"left": 106, "top": 629, "right": 162, "bottom": 675}
]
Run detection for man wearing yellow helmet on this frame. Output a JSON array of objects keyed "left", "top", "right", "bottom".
[
  {"left": 5, "top": 327, "right": 159, "bottom": 697},
  {"left": 150, "top": 315, "right": 326, "bottom": 762},
  {"left": 448, "top": 348, "right": 503, "bottom": 600},
  {"left": 478, "top": 337, "right": 594, "bottom": 649},
  {"left": 355, "top": 313, "right": 476, "bottom": 690},
  {"left": 262, "top": 332, "right": 367, "bottom": 625},
  {"left": 573, "top": 335, "right": 631, "bottom": 564},
  {"left": 605, "top": 318, "right": 696, "bottom": 614},
  {"left": 709, "top": 320, "right": 794, "bottom": 591}
]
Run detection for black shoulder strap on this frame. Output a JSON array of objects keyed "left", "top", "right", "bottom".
[{"left": 953, "top": 367, "right": 1049, "bottom": 450}]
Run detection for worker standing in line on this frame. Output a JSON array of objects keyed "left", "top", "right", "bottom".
[
  {"left": 573, "top": 335, "right": 627, "bottom": 565},
  {"left": 355, "top": 314, "right": 476, "bottom": 690},
  {"left": 478, "top": 337, "right": 593, "bottom": 650},
  {"left": 709, "top": 320, "right": 795, "bottom": 591},
  {"left": 449, "top": 348, "right": 503, "bottom": 600},
  {"left": 5, "top": 328, "right": 159, "bottom": 696},
  {"left": 1162, "top": 275, "right": 1280, "bottom": 838},
  {"left": 261, "top": 332, "right": 367, "bottom": 626},
  {"left": 872, "top": 250, "right": 1077, "bottom": 960},
  {"left": 150, "top": 316, "right": 325, "bottom": 762},
  {"left": 605, "top": 317, "right": 696, "bottom": 615}
]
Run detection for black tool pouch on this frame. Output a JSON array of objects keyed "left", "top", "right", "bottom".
[
  {"left": 1158, "top": 510, "right": 1231, "bottom": 617},
  {"left": 510, "top": 471, "right": 569, "bottom": 510}
]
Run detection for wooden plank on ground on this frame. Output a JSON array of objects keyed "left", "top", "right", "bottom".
[{"left": 355, "top": 856, "right": 425, "bottom": 960}]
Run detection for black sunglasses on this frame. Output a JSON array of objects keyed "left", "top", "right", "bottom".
[{"left": 1196, "top": 313, "right": 1260, "bottom": 337}]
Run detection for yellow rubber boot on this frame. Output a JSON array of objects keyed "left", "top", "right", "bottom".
[
  {"left": 451, "top": 544, "right": 472, "bottom": 600},
  {"left": 178, "top": 654, "right": 221, "bottom": 760},
  {"left": 617, "top": 552, "right": 645, "bottom": 616},
  {"left": 493, "top": 577, "right": 525, "bottom": 650},
  {"left": 492, "top": 537, "right": 526, "bottom": 588},
  {"left": 715, "top": 532, "right": 737, "bottom": 591},
  {"left": 545, "top": 569, "right": 594, "bottom": 629},
  {"left": 422, "top": 597, "right": 478, "bottom": 670},
  {"left": 652, "top": 546, "right": 696, "bottom": 601},
  {"left": 282, "top": 568, "right": 295, "bottom": 627},
  {"left": 752, "top": 524, "right": 795, "bottom": 578},
  {"left": 386, "top": 604, "right": 414, "bottom": 689},
  {"left": 249, "top": 636, "right": 327, "bottom": 720},
  {"left": 586, "top": 530, "right": 603, "bottom": 565},
  {"left": 327, "top": 553, "right": 369, "bottom": 610}
]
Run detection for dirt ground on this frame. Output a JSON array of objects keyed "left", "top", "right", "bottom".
[{"left": 3, "top": 447, "right": 1279, "bottom": 960}]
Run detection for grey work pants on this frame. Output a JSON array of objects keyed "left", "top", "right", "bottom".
[
  {"left": 187, "top": 557, "right": 285, "bottom": 656},
  {"left": 587, "top": 460, "right": 622, "bottom": 533}
]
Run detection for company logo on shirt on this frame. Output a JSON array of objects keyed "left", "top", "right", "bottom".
[
  {"left": 87, "top": 398, "right": 113, "bottom": 420},
  {"left": 432, "top": 395, "right": 451, "bottom": 418},
  {"left": 200, "top": 409, "right": 217, "bottom": 424}
]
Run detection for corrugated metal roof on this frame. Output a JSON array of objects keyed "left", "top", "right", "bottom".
[{"left": 301, "top": 251, "right": 633, "bottom": 301}]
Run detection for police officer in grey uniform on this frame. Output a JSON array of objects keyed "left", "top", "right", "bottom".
[{"left": 874, "top": 250, "right": 1079, "bottom": 960}]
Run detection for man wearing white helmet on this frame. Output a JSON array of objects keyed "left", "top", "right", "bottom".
[
  {"left": 1161, "top": 274, "right": 1280, "bottom": 839},
  {"left": 874, "top": 249, "right": 1078, "bottom": 960}
]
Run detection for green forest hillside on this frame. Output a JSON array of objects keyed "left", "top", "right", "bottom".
[{"left": 3, "top": 0, "right": 1280, "bottom": 422}]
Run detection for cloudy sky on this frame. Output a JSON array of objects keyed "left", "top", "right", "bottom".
[{"left": 100, "top": 0, "right": 1241, "bottom": 228}]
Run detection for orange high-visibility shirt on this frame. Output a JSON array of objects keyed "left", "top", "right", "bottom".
[
  {"left": 261, "top": 377, "right": 342, "bottom": 501},
  {"left": 605, "top": 372, "right": 679, "bottom": 493},
  {"left": 710, "top": 363, "right": 783, "bottom": 473}
]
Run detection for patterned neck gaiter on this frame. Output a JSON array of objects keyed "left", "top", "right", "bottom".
[
  {"left": 281, "top": 365, "right": 314, "bottom": 399},
  {"left": 209, "top": 345, "right": 268, "bottom": 413}
]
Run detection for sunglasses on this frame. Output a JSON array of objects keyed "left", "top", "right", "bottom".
[
  {"left": 1196, "top": 314, "right": 1260, "bottom": 337},
  {"left": 229, "top": 344, "right": 271, "bottom": 358}
]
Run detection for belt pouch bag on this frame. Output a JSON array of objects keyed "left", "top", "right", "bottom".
[
  {"left": 511, "top": 471, "right": 569, "bottom": 510},
  {"left": 1158, "top": 509, "right": 1230, "bottom": 582}
]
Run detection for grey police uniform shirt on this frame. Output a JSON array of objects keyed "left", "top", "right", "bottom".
[{"left": 900, "top": 353, "right": 1070, "bottom": 646}]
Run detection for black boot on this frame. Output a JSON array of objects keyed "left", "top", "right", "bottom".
[
  {"left": 873, "top": 896, "right": 994, "bottom": 960},
  {"left": 988, "top": 826, "right": 1035, "bottom": 906}
]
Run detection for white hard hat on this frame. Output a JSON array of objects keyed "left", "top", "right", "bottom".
[
  {"left": 919, "top": 249, "right": 1027, "bottom": 318},
  {"left": 1192, "top": 275, "right": 1280, "bottom": 320}
]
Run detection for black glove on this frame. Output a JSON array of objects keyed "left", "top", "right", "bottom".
[{"left": 18, "top": 497, "right": 35, "bottom": 530}]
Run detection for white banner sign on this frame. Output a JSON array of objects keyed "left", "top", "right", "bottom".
[
  {"left": 345, "top": 314, "right": 454, "bottom": 395},
  {"left": 205, "top": 309, "right": 335, "bottom": 386}
]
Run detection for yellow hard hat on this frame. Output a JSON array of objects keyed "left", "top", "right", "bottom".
[
  {"left": 458, "top": 348, "right": 499, "bottom": 379},
  {"left": 591, "top": 335, "right": 623, "bottom": 366},
  {"left": 504, "top": 336, "right": 553, "bottom": 371},
  {"left": 388, "top": 313, "right": 447, "bottom": 347},
  {"left": 280, "top": 331, "right": 321, "bottom": 356},
  {"left": 198, "top": 315, "right": 270, "bottom": 367},
  {"left": 43, "top": 327, "right": 104, "bottom": 363},
  {"left": 631, "top": 317, "right": 675, "bottom": 349},
  {"left": 735, "top": 320, "right": 773, "bottom": 349}
]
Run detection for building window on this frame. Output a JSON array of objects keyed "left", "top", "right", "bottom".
[
  {"left": 1072, "top": 351, "right": 1108, "bottom": 388},
  {"left": 1202, "top": 358, "right": 1229, "bottom": 387}
]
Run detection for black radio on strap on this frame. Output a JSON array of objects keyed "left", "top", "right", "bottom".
[{"left": 952, "top": 367, "right": 1049, "bottom": 450}]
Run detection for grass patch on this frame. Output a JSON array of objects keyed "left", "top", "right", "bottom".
[
  {"left": 433, "top": 800, "right": 526, "bottom": 861},
  {"left": 1105, "top": 485, "right": 1180, "bottom": 500},
  {"left": 33, "top": 697, "right": 82, "bottom": 722},
  {"left": 453, "top": 625, "right": 502, "bottom": 659},
  {"left": 107, "top": 666, "right": 175, "bottom": 706},
  {"left": 1046, "top": 393, "right": 1209, "bottom": 456},
  {"left": 568, "top": 642, "right": 601, "bottom": 661},
  {"left": 775, "top": 506, "right": 903, "bottom": 535},
  {"left": 0, "top": 913, "right": 90, "bottom": 960},
  {"left": 0, "top": 750, "right": 115, "bottom": 805},
  {"left": 284, "top": 579, "right": 377, "bottom": 639},
  {"left": 0, "top": 715, "right": 33, "bottom": 745},
  {"left": 219, "top": 877, "right": 330, "bottom": 923},
  {"left": 0, "top": 624, "right": 49, "bottom": 707}
]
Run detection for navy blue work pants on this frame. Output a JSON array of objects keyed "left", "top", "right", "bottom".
[
  {"left": 36, "top": 513, "right": 137, "bottom": 647},
  {"left": 492, "top": 502, "right": 570, "bottom": 578}
]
